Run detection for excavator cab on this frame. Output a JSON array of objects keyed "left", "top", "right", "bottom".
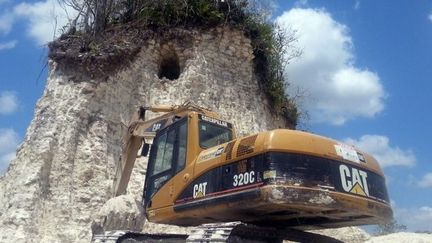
[{"left": 142, "top": 112, "right": 235, "bottom": 214}]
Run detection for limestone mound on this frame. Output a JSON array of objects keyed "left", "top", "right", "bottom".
[{"left": 0, "top": 27, "right": 287, "bottom": 242}]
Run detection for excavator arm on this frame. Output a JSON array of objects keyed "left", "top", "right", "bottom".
[
  {"left": 112, "top": 103, "right": 217, "bottom": 197},
  {"left": 112, "top": 105, "right": 179, "bottom": 197}
]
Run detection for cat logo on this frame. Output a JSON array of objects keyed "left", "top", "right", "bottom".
[
  {"left": 339, "top": 164, "right": 369, "bottom": 196},
  {"left": 151, "top": 123, "right": 162, "bottom": 132},
  {"left": 193, "top": 182, "right": 208, "bottom": 199}
]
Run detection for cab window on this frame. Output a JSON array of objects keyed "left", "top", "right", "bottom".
[
  {"left": 153, "top": 129, "right": 175, "bottom": 175},
  {"left": 145, "top": 119, "right": 188, "bottom": 200},
  {"left": 176, "top": 122, "right": 187, "bottom": 172},
  {"left": 199, "top": 121, "right": 233, "bottom": 148}
]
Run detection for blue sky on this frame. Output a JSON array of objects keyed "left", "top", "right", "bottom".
[{"left": 0, "top": 0, "right": 431, "bottom": 232}]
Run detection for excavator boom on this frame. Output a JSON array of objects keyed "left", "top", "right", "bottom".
[{"left": 112, "top": 103, "right": 220, "bottom": 197}]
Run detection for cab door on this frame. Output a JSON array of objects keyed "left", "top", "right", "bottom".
[{"left": 143, "top": 118, "right": 188, "bottom": 211}]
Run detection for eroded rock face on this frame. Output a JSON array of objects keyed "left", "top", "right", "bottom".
[{"left": 0, "top": 27, "right": 286, "bottom": 242}]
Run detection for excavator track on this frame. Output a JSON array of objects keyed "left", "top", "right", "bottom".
[
  {"left": 186, "top": 222, "right": 343, "bottom": 243},
  {"left": 187, "top": 222, "right": 282, "bottom": 242},
  {"left": 93, "top": 223, "right": 343, "bottom": 243},
  {"left": 92, "top": 230, "right": 188, "bottom": 243}
]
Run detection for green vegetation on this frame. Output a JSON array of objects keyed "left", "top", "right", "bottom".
[{"left": 57, "top": 0, "right": 300, "bottom": 127}]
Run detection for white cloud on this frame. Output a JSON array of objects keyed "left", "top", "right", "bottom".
[
  {"left": 0, "top": 128, "right": 19, "bottom": 174},
  {"left": 418, "top": 173, "right": 432, "bottom": 188},
  {"left": 394, "top": 205, "right": 432, "bottom": 232},
  {"left": 354, "top": 1, "right": 360, "bottom": 10},
  {"left": 276, "top": 8, "right": 386, "bottom": 125},
  {"left": 344, "top": 135, "right": 416, "bottom": 168},
  {"left": 0, "top": 40, "right": 17, "bottom": 50},
  {"left": 13, "top": 0, "right": 78, "bottom": 45},
  {"left": 0, "top": 12, "right": 14, "bottom": 35},
  {"left": 0, "top": 91, "right": 19, "bottom": 115},
  {"left": 294, "top": 0, "right": 308, "bottom": 7},
  {"left": 429, "top": 12, "right": 432, "bottom": 23}
]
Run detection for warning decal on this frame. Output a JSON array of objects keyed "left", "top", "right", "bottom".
[{"left": 335, "top": 144, "right": 360, "bottom": 163}]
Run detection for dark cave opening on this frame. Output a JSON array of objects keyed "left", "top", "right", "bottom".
[{"left": 158, "top": 52, "right": 180, "bottom": 80}]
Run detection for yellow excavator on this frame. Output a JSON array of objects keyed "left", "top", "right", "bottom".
[{"left": 94, "top": 103, "right": 392, "bottom": 242}]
